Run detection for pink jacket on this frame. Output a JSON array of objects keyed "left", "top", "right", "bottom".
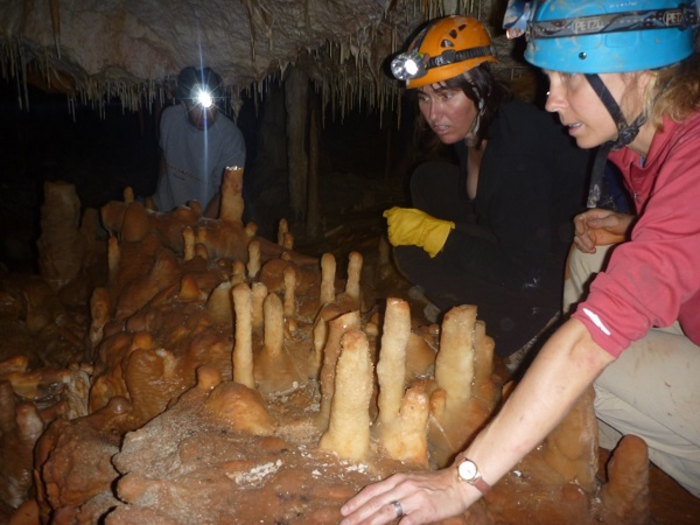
[{"left": 572, "top": 113, "right": 700, "bottom": 357}]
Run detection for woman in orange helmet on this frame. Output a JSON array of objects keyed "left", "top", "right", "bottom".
[{"left": 382, "top": 15, "right": 594, "bottom": 360}]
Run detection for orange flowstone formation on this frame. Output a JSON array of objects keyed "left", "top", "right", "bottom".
[{"left": 0, "top": 168, "right": 652, "bottom": 524}]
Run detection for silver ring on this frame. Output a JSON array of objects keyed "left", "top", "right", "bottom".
[{"left": 391, "top": 500, "right": 404, "bottom": 518}]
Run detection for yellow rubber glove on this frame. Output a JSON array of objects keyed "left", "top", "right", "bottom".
[{"left": 383, "top": 207, "right": 455, "bottom": 258}]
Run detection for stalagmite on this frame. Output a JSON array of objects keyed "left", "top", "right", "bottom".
[
  {"left": 89, "top": 287, "right": 111, "bottom": 352},
  {"left": 344, "top": 251, "right": 362, "bottom": 310},
  {"left": 278, "top": 218, "right": 289, "bottom": 246},
  {"left": 204, "top": 381, "right": 276, "bottom": 435},
  {"left": 541, "top": 386, "right": 598, "bottom": 493},
  {"left": 425, "top": 305, "right": 500, "bottom": 467},
  {"left": 282, "top": 231, "right": 294, "bottom": 250},
  {"left": 231, "top": 259, "right": 247, "bottom": 286},
  {"left": 599, "top": 435, "right": 651, "bottom": 524},
  {"left": 121, "top": 201, "right": 150, "bottom": 242},
  {"left": 283, "top": 265, "right": 296, "bottom": 318},
  {"left": 378, "top": 384, "right": 430, "bottom": 467},
  {"left": 1, "top": 401, "right": 44, "bottom": 508},
  {"left": 251, "top": 282, "right": 267, "bottom": 333},
  {"left": 123, "top": 187, "right": 134, "bottom": 204},
  {"left": 232, "top": 283, "right": 254, "bottom": 389},
  {"left": 182, "top": 226, "right": 195, "bottom": 261},
  {"left": 318, "top": 310, "right": 361, "bottom": 425},
  {"left": 195, "top": 228, "right": 208, "bottom": 260},
  {"left": 310, "top": 303, "right": 341, "bottom": 380},
  {"left": 131, "top": 331, "right": 154, "bottom": 352},
  {"left": 219, "top": 167, "right": 245, "bottom": 224},
  {"left": 320, "top": 252, "right": 336, "bottom": 305},
  {"left": 254, "top": 292, "right": 303, "bottom": 394},
  {"left": 434, "top": 304, "right": 477, "bottom": 413},
  {"left": 195, "top": 242, "right": 209, "bottom": 260},
  {"left": 473, "top": 320, "right": 494, "bottom": 382},
  {"left": 404, "top": 331, "right": 438, "bottom": 380},
  {"left": 144, "top": 196, "right": 156, "bottom": 211},
  {"left": 472, "top": 320, "right": 497, "bottom": 405},
  {"left": 108, "top": 236, "right": 120, "bottom": 284},
  {"left": 178, "top": 274, "right": 201, "bottom": 300},
  {"left": 318, "top": 329, "right": 373, "bottom": 460},
  {"left": 376, "top": 235, "right": 394, "bottom": 281},
  {"left": 188, "top": 200, "right": 203, "bottom": 216},
  {"left": 36, "top": 181, "right": 86, "bottom": 291},
  {"left": 195, "top": 226, "right": 206, "bottom": 246},
  {"left": 247, "top": 239, "right": 261, "bottom": 278},
  {"left": 245, "top": 222, "right": 257, "bottom": 238},
  {"left": 125, "top": 347, "right": 181, "bottom": 424},
  {"left": 206, "top": 281, "right": 234, "bottom": 324},
  {"left": 376, "top": 297, "right": 411, "bottom": 425}
]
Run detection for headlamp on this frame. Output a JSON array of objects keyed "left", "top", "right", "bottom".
[
  {"left": 195, "top": 89, "right": 214, "bottom": 109},
  {"left": 391, "top": 51, "right": 427, "bottom": 81},
  {"left": 391, "top": 45, "right": 495, "bottom": 82}
]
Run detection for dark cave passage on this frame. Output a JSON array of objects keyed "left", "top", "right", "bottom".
[{"left": 0, "top": 79, "right": 419, "bottom": 274}]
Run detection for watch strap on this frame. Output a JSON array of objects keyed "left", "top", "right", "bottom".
[{"left": 472, "top": 476, "right": 491, "bottom": 495}]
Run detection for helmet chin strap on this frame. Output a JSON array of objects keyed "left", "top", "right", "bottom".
[
  {"left": 464, "top": 80, "right": 486, "bottom": 148},
  {"left": 584, "top": 74, "right": 647, "bottom": 150},
  {"left": 584, "top": 74, "right": 646, "bottom": 208}
]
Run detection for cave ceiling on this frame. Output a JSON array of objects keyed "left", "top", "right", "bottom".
[{"left": 1, "top": 0, "right": 519, "bottom": 117}]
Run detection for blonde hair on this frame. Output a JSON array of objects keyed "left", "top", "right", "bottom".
[{"left": 644, "top": 53, "right": 700, "bottom": 129}]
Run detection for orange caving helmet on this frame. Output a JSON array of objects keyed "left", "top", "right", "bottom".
[{"left": 392, "top": 15, "right": 498, "bottom": 89}]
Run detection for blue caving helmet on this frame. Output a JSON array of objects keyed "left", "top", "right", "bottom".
[
  {"left": 504, "top": 0, "right": 699, "bottom": 207},
  {"left": 520, "top": 0, "right": 698, "bottom": 73}
]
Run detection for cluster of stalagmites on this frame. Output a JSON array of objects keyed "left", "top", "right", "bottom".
[{"left": 0, "top": 168, "right": 652, "bottom": 524}]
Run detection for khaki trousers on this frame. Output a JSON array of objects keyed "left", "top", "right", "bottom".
[{"left": 564, "top": 245, "right": 700, "bottom": 497}]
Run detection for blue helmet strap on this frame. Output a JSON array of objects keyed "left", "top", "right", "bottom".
[
  {"left": 584, "top": 73, "right": 646, "bottom": 149},
  {"left": 584, "top": 73, "right": 646, "bottom": 208}
]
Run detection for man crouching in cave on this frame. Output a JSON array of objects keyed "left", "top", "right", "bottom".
[{"left": 153, "top": 66, "right": 246, "bottom": 219}]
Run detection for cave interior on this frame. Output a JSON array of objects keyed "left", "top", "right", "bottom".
[{"left": 1, "top": 0, "right": 699, "bottom": 524}]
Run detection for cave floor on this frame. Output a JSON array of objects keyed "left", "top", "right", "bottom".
[
  {"left": 1, "top": 115, "right": 698, "bottom": 523},
  {"left": 287, "top": 180, "right": 700, "bottom": 525}
]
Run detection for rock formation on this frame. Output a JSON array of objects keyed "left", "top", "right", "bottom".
[{"left": 0, "top": 172, "right": 655, "bottom": 524}]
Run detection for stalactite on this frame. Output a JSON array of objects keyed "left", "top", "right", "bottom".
[{"left": 1, "top": 0, "right": 504, "bottom": 129}]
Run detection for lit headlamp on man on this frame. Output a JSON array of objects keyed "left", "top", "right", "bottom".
[{"left": 195, "top": 88, "right": 214, "bottom": 109}]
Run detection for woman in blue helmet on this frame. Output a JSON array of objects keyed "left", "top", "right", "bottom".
[{"left": 341, "top": 1, "right": 700, "bottom": 523}]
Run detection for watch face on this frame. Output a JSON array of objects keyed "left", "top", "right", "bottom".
[{"left": 458, "top": 459, "right": 478, "bottom": 480}]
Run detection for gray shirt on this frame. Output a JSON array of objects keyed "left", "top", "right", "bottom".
[{"left": 154, "top": 104, "right": 246, "bottom": 211}]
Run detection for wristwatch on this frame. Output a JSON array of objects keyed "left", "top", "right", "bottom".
[{"left": 455, "top": 454, "right": 491, "bottom": 495}]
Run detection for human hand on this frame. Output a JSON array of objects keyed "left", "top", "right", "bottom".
[
  {"left": 573, "top": 209, "right": 634, "bottom": 254},
  {"left": 383, "top": 207, "right": 455, "bottom": 258},
  {"left": 340, "top": 467, "right": 477, "bottom": 525}
]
